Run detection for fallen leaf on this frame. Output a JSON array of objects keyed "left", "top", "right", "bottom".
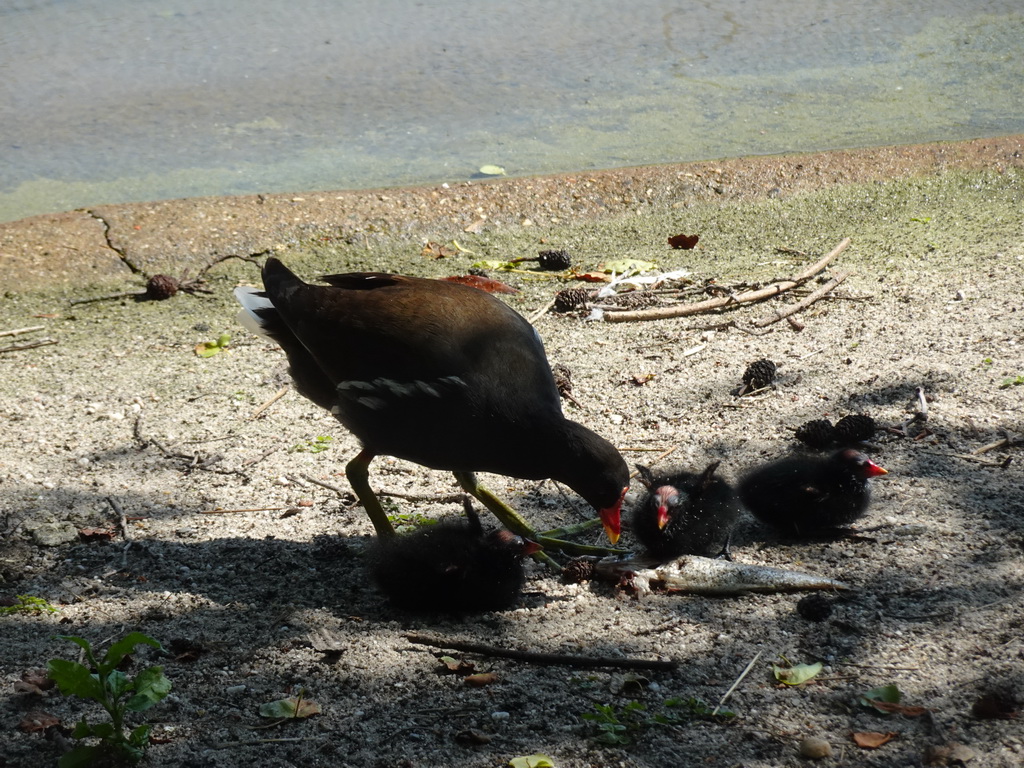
[
  {"left": 18, "top": 710, "right": 60, "bottom": 733},
  {"left": 78, "top": 527, "right": 116, "bottom": 542},
  {"left": 20, "top": 669, "right": 54, "bottom": 692},
  {"left": 258, "top": 696, "right": 322, "bottom": 719},
  {"left": 869, "top": 700, "right": 929, "bottom": 717},
  {"left": 421, "top": 241, "right": 456, "bottom": 259},
  {"left": 440, "top": 275, "right": 518, "bottom": 294},
  {"left": 454, "top": 728, "right": 493, "bottom": 745},
  {"left": 668, "top": 233, "right": 700, "bottom": 249},
  {"left": 509, "top": 755, "right": 555, "bottom": 768},
  {"left": 600, "top": 259, "right": 658, "bottom": 273},
  {"left": 773, "top": 661, "right": 823, "bottom": 686},
  {"left": 571, "top": 271, "right": 612, "bottom": 283},
  {"left": 853, "top": 731, "right": 898, "bottom": 749},
  {"left": 858, "top": 684, "right": 903, "bottom": 713},
  {"left": 438, "top": 656, "right": 476, "bottom": 675},
  {"left": 464, "top": 672, "right": 499, "bottom": 687},
  {"left": 470, "top": 260, "right": 509, "bottom": 271}
]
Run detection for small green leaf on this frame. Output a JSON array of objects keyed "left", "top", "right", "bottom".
[
  {"left": 478, "top": 164, "right": 506, "bottom": 176},
  {"left": 70, "top": 719, "right": 96, "bottom": 739},
  {"left": 104, "top": 632, "right": 163, "bottom": 671},
  {"left": 509, "top": 755, "right": 556, "bottom": 768},
  {"left": 773, "top": 661, "right": 823, "bottom": 686},
  {"left": 128, "top": 723, "right": 152, "bottom": 747},
  {"left": 104, "top": 669, "right": 133, "bottom": 699},
  {"left": 858, "top": 684, "right": 902, "bottom": 713},
  {"left": 259, "top": 696, "right": 322, "bottom": 719},
  {"left": 125, "top": 667, "right": 172, "bottom": 711},
  {"left": 47, "top": 659, "right": 104, "bottom": 702},
  {"left": 58, "top": 745, "right": 106, "bottom": 768}
]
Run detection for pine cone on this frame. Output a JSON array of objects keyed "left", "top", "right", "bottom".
[
  {"left": 797, "top": 593, "right": 834, "bottom": 622},
  {"left": 146, "top": 274, "right": 180, "bottom": 300},
  {"left": 562, "top": 558, "right": 595, "bottom": 583},
  {"left": 612, "top": 291, "right": 658, "bottom": 309},
  {"left": 795, "top": 419, "right": 837, "bottom": 449},
  {"left": 742, "top": 358, "right": 777, "bottom": 389},
  {"left": 834, "top": 414, "right": 876, "bottom": 443},
  {"left": 553, "top": 287, "right": 590, "bottom": 313},
  {"left": 537, "top": 249, "right": 572, "bottom": 271}
]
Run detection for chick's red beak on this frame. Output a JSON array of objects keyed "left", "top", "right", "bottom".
[
  {"left": 600, "top": 486, "right": 628, "bottom": 545},
  {"left": 657, "top": 505, "right": 671, "bottom": 530},
  {"left": 864, "top": 459, "right": 888, "bottom": 478},
  {"left": 654, "top": 486, "right": 676, "bottom": 529}
]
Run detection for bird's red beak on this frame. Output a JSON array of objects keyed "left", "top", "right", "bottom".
[
  {"left": 521, "top": 538, "right": 543, "bottom": 556},
  {"left": 600, "top": 486, "right": 628, "bottom": 545},
  {"left": 655, "top": 487, "right": 675, "bottom": 529},
  {"left": 864, "top": 459, "right": 888, "bottom": 478},
  {"left": 657, "top": 505, "right": 671, "bottom": 530}
]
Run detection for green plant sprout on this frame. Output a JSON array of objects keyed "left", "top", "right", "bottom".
[
  {"left": 47, "top": 632, "right": 171, "bottom": 767},
  {"left": 0, "top": 595, "right": 58, "bottom": 615}
]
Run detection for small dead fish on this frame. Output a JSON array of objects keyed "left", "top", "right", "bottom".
[{"left": 593, "top": 554, "right": 849, "bottom": 595}]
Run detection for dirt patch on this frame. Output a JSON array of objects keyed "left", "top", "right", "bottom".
[{"left": 2, "top": 140, "right": 1023, "bottom": 767}]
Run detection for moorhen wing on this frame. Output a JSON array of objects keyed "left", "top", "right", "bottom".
[
  {"left": 632, "top": 461, "right": 740, "bottom": 561},
  {"left": 367, "top": 497, "right": 540, "bottom": 613},
  {"left": 235, "top": 258, "right": 629, "bottom": 547},
  {"left": 738, "top": 449, "right": 888, "bottom": 535}
]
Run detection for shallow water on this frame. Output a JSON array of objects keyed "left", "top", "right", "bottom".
[{"left": 1, "top": 0, "right": 1022, "bottom": 222}]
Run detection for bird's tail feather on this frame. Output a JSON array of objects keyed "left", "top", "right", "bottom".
[{"left": 233, "top": 286, "right": 275, "bottom": 338}]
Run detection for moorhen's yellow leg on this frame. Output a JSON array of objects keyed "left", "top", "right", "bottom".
[
  {"left": 346, "top": 449, "right": 396, "bottom": 538},
  {"left": 453, "top": 471, "right": 624, "bottom": 560}
]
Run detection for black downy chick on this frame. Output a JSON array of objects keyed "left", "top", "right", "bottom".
[
  {"left": 367, "top": 498, "right": 540, "bottom": 613},
  {"left": 632, "top": 461, "right": 740, "bottom": 561},
  {"left": 738, "top": 449, "right": 888, "bottom": 535}
]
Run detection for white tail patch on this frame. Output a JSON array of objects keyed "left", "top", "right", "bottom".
[{"left": 233, "top": 286, "right": 273, "bottom": 338}]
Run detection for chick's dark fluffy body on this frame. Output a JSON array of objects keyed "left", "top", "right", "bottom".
[
  {"left": 367, "top": 519, "right": 532, "bottom": 613},
  {"left": 632, "top": 462, "right": 740, "bottom": 561},
  {"left": 738, "top": 449, "right": 887, "bottom": 535}
]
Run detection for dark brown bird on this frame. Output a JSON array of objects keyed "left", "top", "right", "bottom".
[
  {"left": 738, "top": 449, "right": 888, "bottom": 535},
  {"left": 235, "top": 258, "right": 629, "bottom": 544},
  {"left": 632, "top": 461, "right": 740, "bottom": 560},
  {"left": 366, "top": 498, "right": 540, "bottom": 613}
]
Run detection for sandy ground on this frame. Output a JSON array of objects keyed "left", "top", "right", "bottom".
[{"left": 2, "top": 138, "right": 1023, "bottom": 767}]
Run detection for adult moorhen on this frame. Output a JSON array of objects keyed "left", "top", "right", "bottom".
[
  {"left": 235, "top": 258, "right": 629, "bottom": 545},
  {"left": 632, "top": 461, "right": 740, "bottom": 560},
  {"left": 738, "top": 449, "right": 888, "bottom": 535},
  {"left": 366, "top": 497, "right": 540, "bottom": 613}
]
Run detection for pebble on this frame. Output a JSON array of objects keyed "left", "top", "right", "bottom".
[{"left": 799, "top": 737, "right": 833, "bottom": 759}]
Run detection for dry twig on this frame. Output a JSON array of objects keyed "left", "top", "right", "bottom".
[
  {"left": 0, "top": 325, "right": 46, "bottom": 338},
  {"left": 753, "top": 270, "right": 852, "bottom": 327},
  {"left": 604, "top": 238, "right": 851, "bottom": 323},
  {"left": 405, "top": 633, "right": 677, "bottom": 670},
  {"left": 250, "top": 386, "right": 289, "bottom": 419},
  {"left": 0, "top": 338, "right": 57, "bottom": 353},
  {"left": 713, "top": 651, "right": 762, "bottom": 715}
]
